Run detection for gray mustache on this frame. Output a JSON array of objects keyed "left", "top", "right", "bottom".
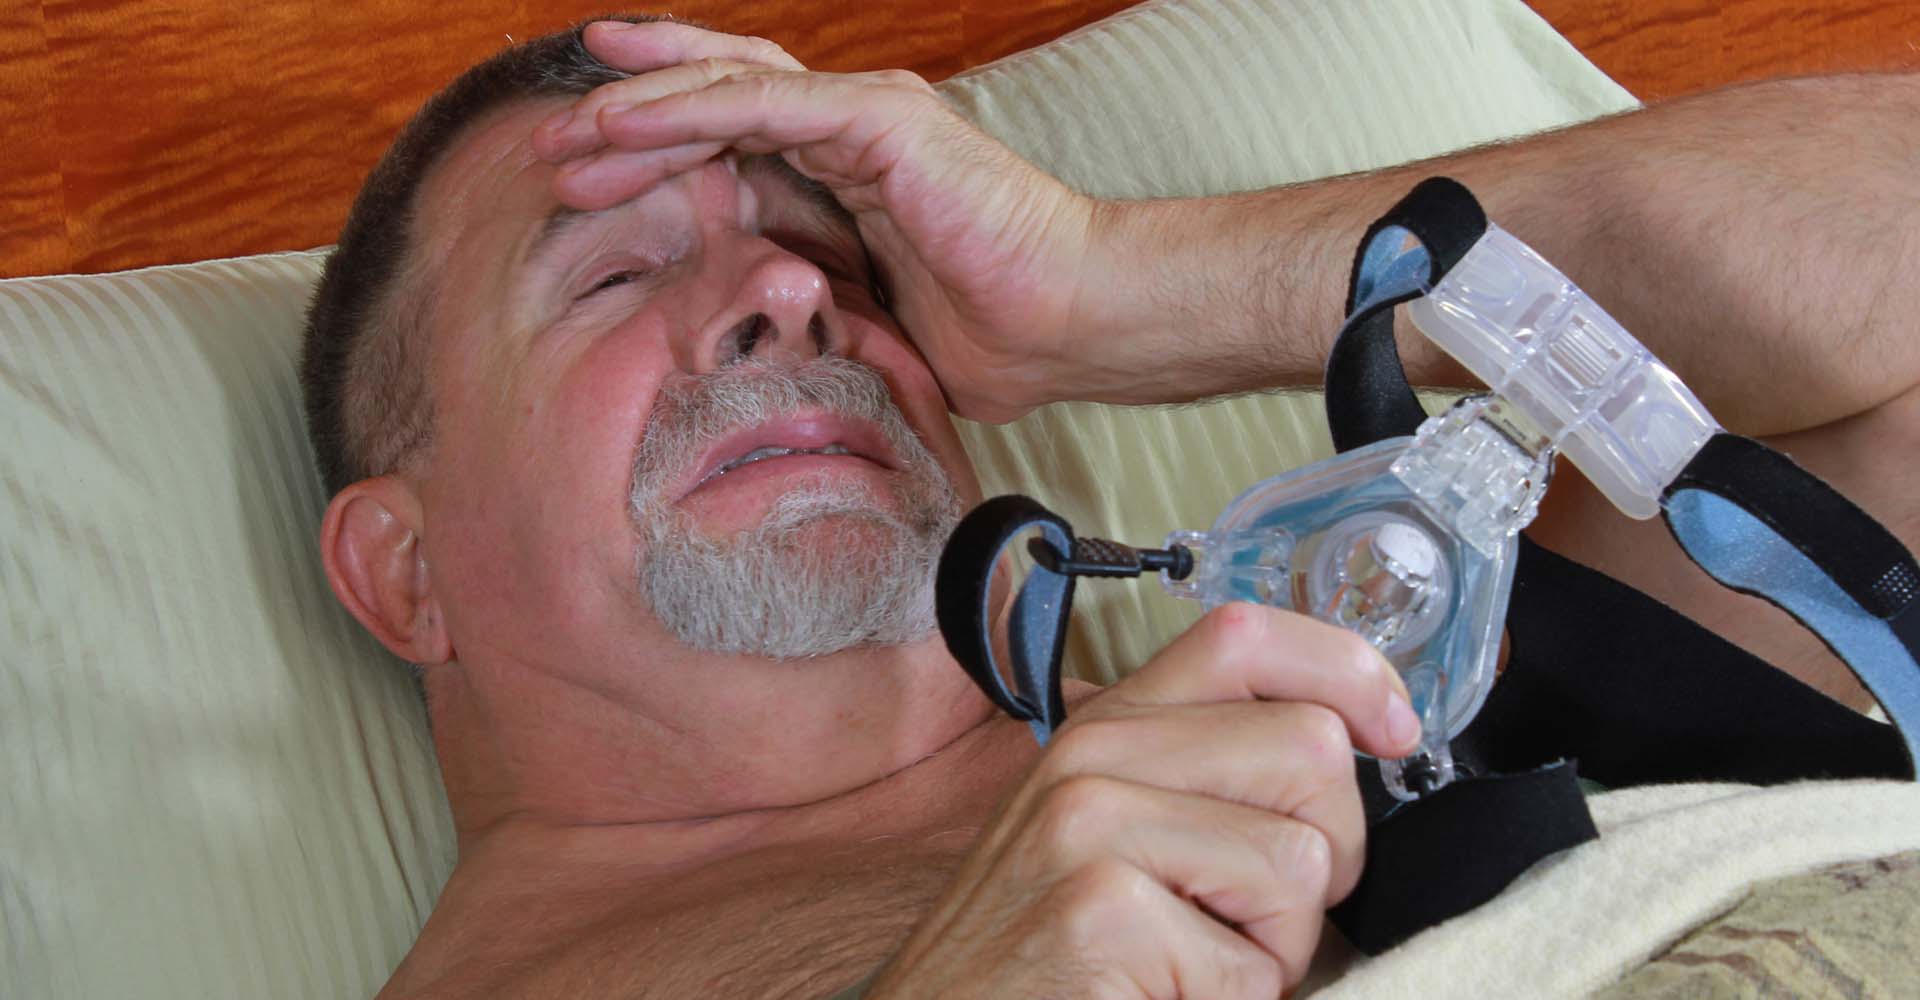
[{"left": 628, "top": 356, "right": 925, "bottom": 515}]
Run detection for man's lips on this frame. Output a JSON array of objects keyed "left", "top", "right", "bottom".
[{"left": 677, "top": 413, "right": 900, "bottom": 501}]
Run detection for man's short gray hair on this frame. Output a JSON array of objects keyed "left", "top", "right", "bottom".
[{"left": 301, "top": 16, "right": 666, "bottom": 497}]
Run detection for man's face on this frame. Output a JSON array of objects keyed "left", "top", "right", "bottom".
[{"left": 406, "top": 98, "right": 983, "bottom": 700}]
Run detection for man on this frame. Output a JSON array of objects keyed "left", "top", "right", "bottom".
[{"left": 301, "top": 15, "right": 1920, "bottom": 997}]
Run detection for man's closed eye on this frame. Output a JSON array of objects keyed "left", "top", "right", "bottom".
[{"left": 581, "top": 269, "right": 651, "bottom": 299}]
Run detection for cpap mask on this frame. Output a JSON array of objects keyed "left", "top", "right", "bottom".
[
  {"left": 1150, "top": 218, "right": 1718, "bottom": 799},
  {"left": 935, "top": 178, "right": 1920, "bottom": 809}
]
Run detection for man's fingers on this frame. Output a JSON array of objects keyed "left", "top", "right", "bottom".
[
  {"left": 542, "top": 70, "right": 940, "bottom": 212},
  {"left": 1031, "top": 779, "right": 1331, "bottom": 992},
  {"left": 586, "top": 72, "right": 935, "bottom": 183},
  {"left": 1088, "top": 865, "right": 1289, "bottom": 1000},
  {"left": 1035, "top": 704, "right": 1367, "bottom": 903},
  {"left": 533, "top": 58, "right": 778, "bottom": 161},
  {"left": 552, "top": 143, "right": 729, "bottom": 210},
  {"left": 1107, "top": 602, "right": 1422, "bottom": 760},
  {"left": 580, "top": 19, "right": 806, "bottom": 74}
]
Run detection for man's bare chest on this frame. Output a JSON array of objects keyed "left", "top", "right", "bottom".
[
  {"left": 554, "top": 835, "right": 975, "bottom": 999},
  {"left": 667, "top": 837, "right": 973, "bottom": 998},
  {"left": 393, "top": 725, "right": 1038, "bottom": 999},
  {"left": 390, "top": 829, "right": 979, "bottom": 999}
]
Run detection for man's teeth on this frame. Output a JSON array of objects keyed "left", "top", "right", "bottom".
[{"left": 718, "top": 443, "right": 852, "bottom": 475}]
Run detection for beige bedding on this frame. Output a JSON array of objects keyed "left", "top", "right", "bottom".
[{"left": 1604, "top": 850, "right": 1920, "bottom": 998}]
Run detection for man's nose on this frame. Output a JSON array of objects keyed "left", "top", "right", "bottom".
[{"left": 691, "top": 241, "right": 849, "bottom": 371}]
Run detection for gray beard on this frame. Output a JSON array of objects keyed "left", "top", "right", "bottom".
[{"left": 629, "top": 357, "right": 965, "bottom": 659}]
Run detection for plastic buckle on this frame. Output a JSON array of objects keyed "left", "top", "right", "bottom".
[{"left": 1406, "top": 224, "right": 1722, "bottom": 519}]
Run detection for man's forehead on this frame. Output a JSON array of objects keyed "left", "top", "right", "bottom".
[
  {"left": 398, "top": 99, "right": 568, "bottom": 354},
  {"left": 415, "top": 99, "right": 570, "bottom": 252}
]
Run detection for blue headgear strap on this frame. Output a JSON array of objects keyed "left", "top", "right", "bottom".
[
  {"left": 1666, "top": 435, "right": 1920, "bottom": 768},
  {"left": 934, "top": 495, "right": 1074, "bottom": 745}
]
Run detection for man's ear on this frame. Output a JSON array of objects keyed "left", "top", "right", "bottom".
[{"left": 319, "top": 476, "right": 454, "bottom": 665}]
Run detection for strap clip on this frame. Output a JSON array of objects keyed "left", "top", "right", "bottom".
[
  {"left": 1391, "top": 395, "right": 1555, "bottom": 558},
  {"left": 1028, "top": 537, "right": 1194, "bottom": 580}
]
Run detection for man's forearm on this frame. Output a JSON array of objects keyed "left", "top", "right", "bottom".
[{"left": 1077, "top": 73, "right": 1920, "bottom": 436}]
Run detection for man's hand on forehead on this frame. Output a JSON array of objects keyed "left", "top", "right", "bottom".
[
  {"left": 531, "top": 27, "right": 806, "bottom": 210},
  {"left": 529, "top": 19, "right": 1106, "bottom": 425}
]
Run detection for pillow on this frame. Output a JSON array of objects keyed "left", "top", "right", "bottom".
[
  {"left": 1, "top": 253, "right": 454, "bottom": 996},
  {"left": 0, "top": 1, "right": 1633, "bottom": 996}
]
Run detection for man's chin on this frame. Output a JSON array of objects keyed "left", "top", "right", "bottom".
[
  {"left": 715, "top": 508, "right": 921, "bottom": 577},
  {"left": 632, "top": 455, "right": 963, "bottom": 659},
  {"left": 691, "top": 495, "right": 883, "bottom": 533},
  {"left": 638, "top": 502, "right": 946, "bottom": 661}
]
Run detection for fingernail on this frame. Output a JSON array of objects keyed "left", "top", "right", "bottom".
[
  {"left": 1386, "top": 690, "right": 1422, "bottom": 749},
  {"left": 594, "top": 19, "right": 637, "bottom": 32},
  {"left": 1385, "top": 660, "right": 1412, "bottom": 707},
  {"left": 596, "top": 103, "right": 640, "bottom": 132}
]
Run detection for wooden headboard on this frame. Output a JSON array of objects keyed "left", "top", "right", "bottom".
[{"left": 2, "top": 0, "right": 1913, "bottom": 278}]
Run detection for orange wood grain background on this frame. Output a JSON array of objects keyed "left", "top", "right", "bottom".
[{"left": 1, "top": 0, "right": 1914, "bottom": 278}]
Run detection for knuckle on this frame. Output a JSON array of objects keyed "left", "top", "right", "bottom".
[
  {"left": 1052, "top": 858, "right": 1149, "bottom": 940},
  {"left": 745, "top": 72, "right": 784, "bottom": 103},
  {"left": 1218, "top": 943, "right": 1285, "bottom": 1000},
  {"left": 594, "top": 74, "right": 664, "bottom": 110},
  {"left": 743, "top": 35, "right": 789, "bottom": 60},
  {"left": 1276, "top": 819, "right": 1334, "bottom": 884},
  {"left": 579, "top": 83, "right": 623, "bottom": 112},
  {"left": 1242, "top": 811, "right": 1331, "bottom": 887},
  {"left": 872, "top": 67, "right": 933, "bottom": 91},
  {"left": 1030, "top": 774, "right": 1127, "bottom": 854},
  {"left": 1288, "top": 703, "right": 1353, "bottom": 775},
  {"left": 1330, "top": 626, "right": 1387, "bottom": 680},
  {"left": 1199, "top": 601, "right": 1269, "bottom": 656},
  {"left": 1042, "top": 716, "right": 1125, "bottom": 772}
]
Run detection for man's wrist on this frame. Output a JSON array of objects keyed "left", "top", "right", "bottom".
[
  {"left": 1061, "top": 192, "right": 1323, "bottom": 406},
  {"left": 1057, "top": 197, "right": 1197, "bottom": 405}
]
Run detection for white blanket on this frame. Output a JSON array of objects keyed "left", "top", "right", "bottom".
[{"left": 1303, "top": 779, "right": 1920, "bottom": 998}]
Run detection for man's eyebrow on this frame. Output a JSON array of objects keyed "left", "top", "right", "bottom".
[{"left": 523, "top": 205, "right": 601, "bottom": 272}]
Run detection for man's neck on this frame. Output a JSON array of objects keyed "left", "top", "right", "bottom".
[{"left": 423, "top": 636, "right": 1005, "bottom": 850}]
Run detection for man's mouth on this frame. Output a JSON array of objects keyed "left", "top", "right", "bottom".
[
  {"left": 697, "top": 442, "right": 855, "bottom": 487},
  {"left": 677, "top": 414, "right": 900, "bottom": 500}
]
